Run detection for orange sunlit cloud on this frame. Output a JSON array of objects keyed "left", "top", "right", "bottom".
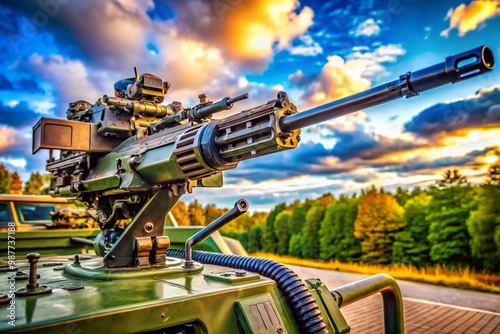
[
  {"left": 0, "top": 126, "right": 28, "bottom": 153},
  {"left": 289, "top": 56, "right": 371, "bottom": 107},
  {"left": 441, "top": 129, "right": 500, "bottom": 146},
  {"left": 441, "top": 1, "right": 500, "bottom": 37},
  {"left": 289, "top": 44, "right": 406, "bottom": 109},
  {"left": 224, "top": 0, "right": 314, "bottom": 61}
]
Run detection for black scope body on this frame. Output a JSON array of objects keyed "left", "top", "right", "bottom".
[{"left": 193, "top": 93, "right": 249, "bottom": 119}]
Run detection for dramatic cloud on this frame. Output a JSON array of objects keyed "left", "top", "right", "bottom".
[
  {"left": 404, "top": 85, "right": 500, "bottom": 139},
  {"left": 2, "top": 0, "right": 154, "bottom": 71},
  {"left": 0, "top": 74, "right": 44, "bottom": 94},
  {"left": 387, "top": 146, "right": 500, "bottom": 175},
  {"left": 4, "top": 0, "right": 316, "bottom": 110},
  {"left": 441, "top": 1, "right": 500, "bottom": 37},
  {"left": 0, "top": 126, "right": 28, "bottom": 155},
  {"left": 2, "top": 0, "right": 315, "bottom": 76},
  {"left": 165, "top": 0, "right": 314, "bottom": 68},
  {"left": 0, "top": 101, "right": 40, "bottom": 127},
  {"left": 187, "top": 174, "right": 347, "bottom": 210},
  {"left": 154, "top": 31, "right": 227, "bottom": 90},
  {"left": 224, "top": 142, "right": 327, "bottom": 183},
  {"left": 25, "top": 54, "right": 101, "bottom": 115},
  {"left": 290, "top": 55, "right": 371, "bottom": 107},
  {"left": 318, "top": 113, "right": 428, "bottom": 161},
  {"left": 289, "top": 43, "right": 406, "bottom": 107}
]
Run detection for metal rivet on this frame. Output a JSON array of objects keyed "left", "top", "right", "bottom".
[{"left": 144, "top": 222, "right": 154, "bottom": 233}]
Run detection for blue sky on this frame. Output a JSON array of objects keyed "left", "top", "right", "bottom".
[{"left": 0, "top": 0, "right": 499, "bottom": 210}]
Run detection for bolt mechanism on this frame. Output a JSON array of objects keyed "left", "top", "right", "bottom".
[{"left": 15, "top": 253, "right": 52, "bottom": 296}]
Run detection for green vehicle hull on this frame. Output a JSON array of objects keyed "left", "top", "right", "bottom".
[{"left": 0, "top": 254, "right": 348, "bottom": 334}]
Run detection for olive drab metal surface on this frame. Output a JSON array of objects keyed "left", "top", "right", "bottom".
[{"left": 0, "top": 45, "right": 494, "bottom": 334}]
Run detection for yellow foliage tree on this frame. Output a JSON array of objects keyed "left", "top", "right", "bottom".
[
  {"left": 317, "top": 192, "right": 335, "bottom": 208},
  {"left": 170, "top": 201, "right": 190, "bottom": 226},
  {"left": 205, "top": 204, "right": 227, "bottom": 226},
  {"left": 10, "top": 172, "right": 23, "bottom": 194},
  {"left": 188, "top": 199, "right": 206, "bottom": 226},
  {"left": 354, "top": 189, "right": 405, "bottom": 264}
]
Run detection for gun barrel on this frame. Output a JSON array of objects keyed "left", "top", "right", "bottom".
[
  {"left": 193, "top": 93, "right": 249, "bottom": 119},
  {"left": 227, "top": 93, "right": 249, "bottom": 105},
  {"left": 103, "top": 95, "right": 128, "bottom": 107},
  {"left": 280, "top": 45, "right": 494, "bottom": 131}
]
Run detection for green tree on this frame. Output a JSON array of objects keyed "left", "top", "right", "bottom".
[
  {"left": 467, "top": 183, "right": 500, "bottom": 271},
  {"left": 288, "top": 233, "right": 303, "bottom": 257},
  {"left": 320, "top": 195, "right": 361, "bottom": 262},
  {"left": 392, "top": 193, "right": 432, "bottom": 266},
  {"left": 410, "top": 186, "right": 423, "bottom": 198},
  {"left": 274, "top": 211, "right": 291, "bottom": 255},
  {"left": 10, "top": 172, "right": 23, "bottom": 194},
  {"left": 0, "top": 164, "right": 12, "bottom": 194},
  {"left": 354, "top": 189, "right": 405, "bottom": 264},
  {"left": 223, "top": 230, "right": 249, "bottom": 249},
  {"left": 302, "top": 204, "right": 324, "bottom": 259},
  {"left": 262, "top": 203, "right": 287, "bottom": 253},
  {"left": 24, "top": 172, "right": 49, "bottom": 195},
  {"left": 188, "top": 199, "right": 206, "bottom": 226},
  {"left": 427, "top": 170, "right": 472, "bottom": 265},
  {"left": 289, "top": 204, "right": 308, "bottom": 235},
  {"left": 394, "top": 187, "right": 410, "bottom": 206},
  {"left": 247, "top": 225, "right": 264, "bottom": 253}
]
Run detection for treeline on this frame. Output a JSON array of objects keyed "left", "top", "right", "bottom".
[
  {"left": 2, "top": 162, "right": 499, "bottom": 272},
  {"left": 170, "top": 199, "right": 268, "bottom": 232},
  {"left": 0, "top": 164, "right": 50, "bottom": 195},
  {"left": 218, "top": 165, "right": 500, "bottom": 273}
]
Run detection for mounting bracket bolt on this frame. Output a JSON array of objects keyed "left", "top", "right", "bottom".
[{"left": 15, "top": 253, "right": 52, "bottom": 296}]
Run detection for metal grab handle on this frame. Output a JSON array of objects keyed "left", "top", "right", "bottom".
[
  {"left": 331, "top": 273, "right": 405, "bottom": 334},
  {"left": 183, "top": 199, "right": 248, "bottom": 268}
]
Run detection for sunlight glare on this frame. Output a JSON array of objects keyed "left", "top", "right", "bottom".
[{"left": 484, "top": 155, "right": 498, "bottom": 164}]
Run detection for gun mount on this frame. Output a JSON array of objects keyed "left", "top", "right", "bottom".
[{"left": 7, "top": 45, "right": 492, "bottom": 334}]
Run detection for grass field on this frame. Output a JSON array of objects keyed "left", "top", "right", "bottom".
[{"left": 253, "top": 252, "right": 500, "bottom": 294}]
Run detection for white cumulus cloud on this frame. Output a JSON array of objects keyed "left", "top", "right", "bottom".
[{"left": 352, "top": 18, "right": 381, "bottom": 37}]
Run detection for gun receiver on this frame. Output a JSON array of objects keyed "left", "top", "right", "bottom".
[{"left": 32, "top": 45, "right": 494, "bottom": 269}]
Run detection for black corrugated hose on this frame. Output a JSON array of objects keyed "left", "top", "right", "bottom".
[{"left": 166, "top": 250, "right": 328, "bottom": 334}]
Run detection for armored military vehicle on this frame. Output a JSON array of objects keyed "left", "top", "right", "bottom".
[
  {"left": 0, "top": 195, "right": 98, "bottom": 256},
  {"left": 0, "top": 45, "right": 494, "bottom": 333}
]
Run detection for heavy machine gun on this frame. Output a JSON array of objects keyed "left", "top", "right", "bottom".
[{"left": 12, "top": 45, "right": 493, "bottom": 334}]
